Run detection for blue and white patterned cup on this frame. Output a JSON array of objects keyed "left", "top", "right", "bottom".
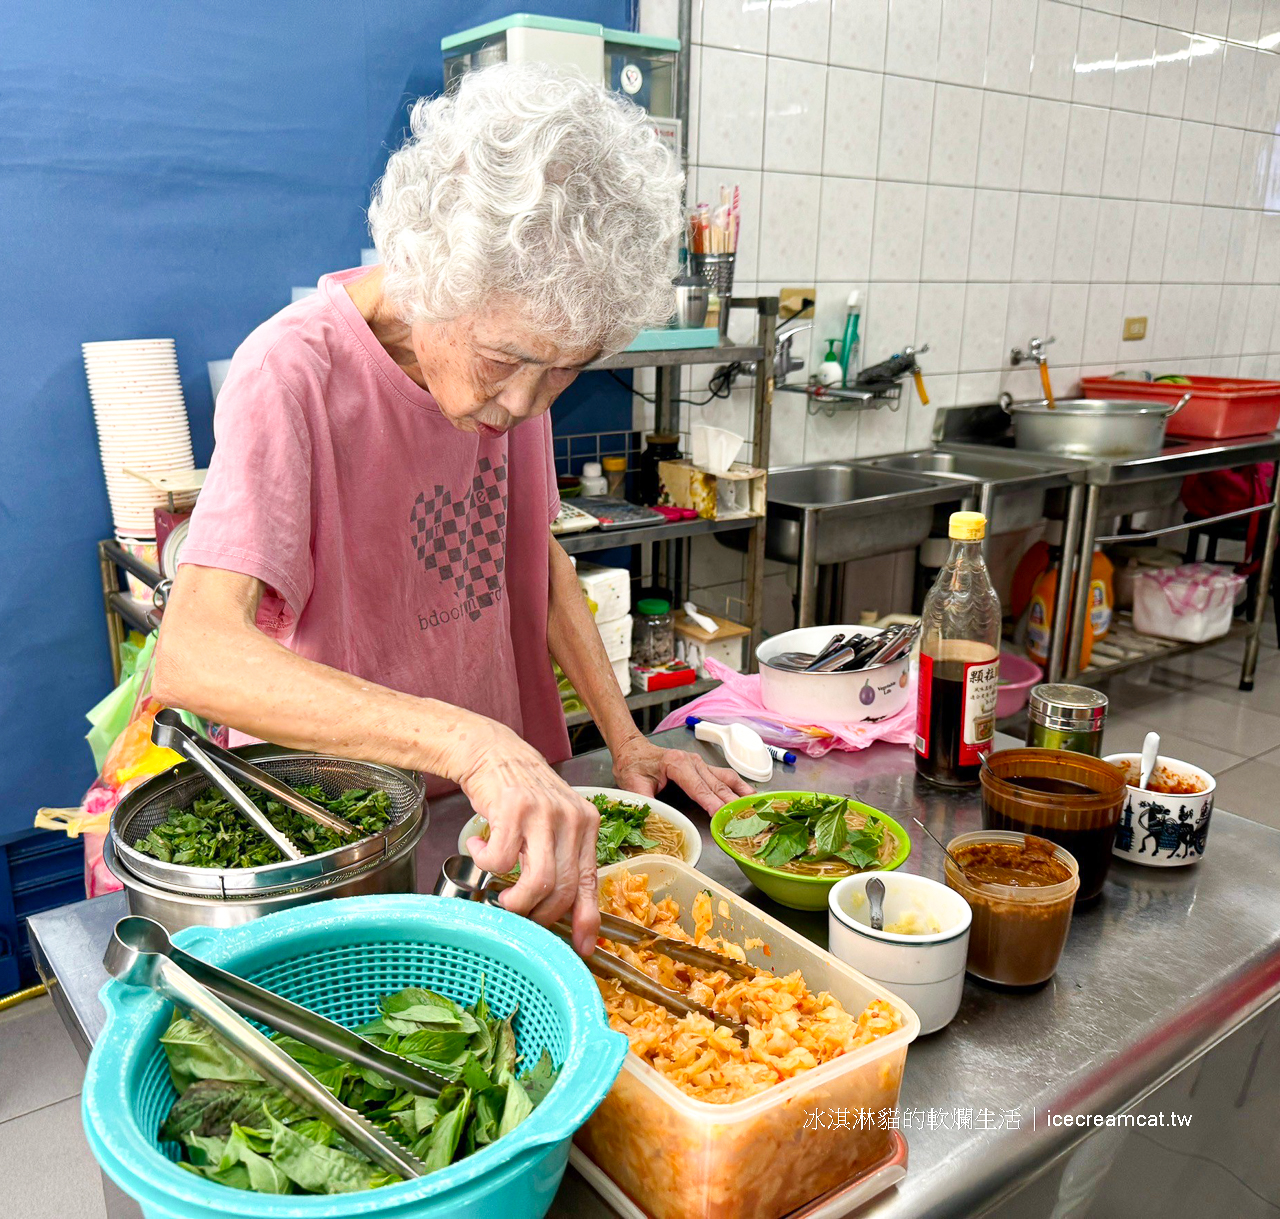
[{"left": 1105, "top": 753, "right": 1215, "bottom": 868}]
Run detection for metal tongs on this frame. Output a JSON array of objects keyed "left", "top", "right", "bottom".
[
  {"left": 436, "top": 856, "right": 754, "bottom": 1047},
  {"left": 151, "top": 708, "right": 359, "bottom": 861},
  {"left": 104, "top": 915, "right": 449, "bottom": 1179}
]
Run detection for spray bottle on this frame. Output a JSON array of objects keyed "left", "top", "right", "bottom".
[{"left": 839, "top": 289, "right": 862, "bottom": 387}]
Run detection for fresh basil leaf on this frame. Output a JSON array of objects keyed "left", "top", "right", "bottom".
[
  {"left": 498, "top": 1077, "right": 534, "bottom": 1137},
  {"left": 756, "top": 821, "right": 810, "bottom": 867},
  {"left": 836, "top": 829, "right": 883, "bottom": 870},
  {"left": 422, "top": 1093, "right": 470, "bottom": 1172},
  {"left": 723, "top": 812, "right": 771, "bottom": 839},
  {"left": 160, "top": 1013, "right": 260, "bottom": 1094},
  {"left": 268, "top": 1115, "right": 397, "bottom": 1194},
  {"left": 521, "top": 1048, "right": 558, "bottom": 1107},
  {"left": 161, "top": 1079, "right": 304, "bottom": 1141},
  {"left": 814, "top": 808, "right": 848, "bottom": 856}
]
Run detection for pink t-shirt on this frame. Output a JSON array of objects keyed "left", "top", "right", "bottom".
[{"left": 180, "top": 268, "right": 570, "bottom": 770}]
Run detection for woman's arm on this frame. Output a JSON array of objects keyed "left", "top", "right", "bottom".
[
  {"left": 153, "top": 563, "right": 601, "bottom": 953},
  {"left": 546, "top": 536, "right": 753, "bottom": 811}
]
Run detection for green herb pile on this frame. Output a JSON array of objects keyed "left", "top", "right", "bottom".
[
  {"left": 723, "top": 794, "right": 887, "bottom": 871},
  {"left": 135, "top": 785, "right": 393, "bottom": 868},
  {"left": 590, "top": 794, "right": 660, "bottom": 865},
  {"left": 159, "top": 984, "right": 557, "bottom": 1195}
]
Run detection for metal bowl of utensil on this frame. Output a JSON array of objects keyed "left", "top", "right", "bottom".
[{"left": 757, "top": 624, "right": 914, "bottom": 724}]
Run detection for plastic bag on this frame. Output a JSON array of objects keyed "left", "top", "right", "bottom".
[
  {"left": 655, "top": 658, "right": 917, "bottom": 756},
  {"left": 38, "top": 632, "right": 219, "bottom": 898}
]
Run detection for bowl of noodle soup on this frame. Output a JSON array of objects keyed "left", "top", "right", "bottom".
[
  {"left": 712, "top": 791, "right": 910, "bottom": 909},
  {"left": 458, "top": 786, "right": 701, "bottom": 868}
]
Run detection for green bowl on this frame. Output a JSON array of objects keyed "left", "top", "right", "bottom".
[{"left": 710, "top": 792, "right": 912, "bottom": 911}]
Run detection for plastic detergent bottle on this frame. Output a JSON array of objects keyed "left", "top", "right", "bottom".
[
  {"left": 1026, "top": 563, "right": 1093, "bottom": 669},
  {"left": 1087, "top": 546, "right": 1115, "bottom": 642}
]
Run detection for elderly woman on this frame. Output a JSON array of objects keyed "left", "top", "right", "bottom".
[{"left": 153, "top": 63, "right": 751, "bottom": 955}]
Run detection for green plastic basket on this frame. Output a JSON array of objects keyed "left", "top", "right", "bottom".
[{"left": 83, "top": 895, "right": 626, "bottom": 1218}]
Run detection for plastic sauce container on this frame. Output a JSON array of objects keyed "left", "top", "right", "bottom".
[
  {"left": 980, "top": 748, "right": 1127, "bottom": 901},
  {"left": 944, "top": 830, "right": 1080, "bottom": 987}
]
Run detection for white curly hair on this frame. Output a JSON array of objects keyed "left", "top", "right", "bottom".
[{"left": 368, "top": 62, "right": 684, "bottom": 355}]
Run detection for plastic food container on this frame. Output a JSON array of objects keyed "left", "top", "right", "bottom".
[
  {"left": 944, "top": 830, "right": 1079, "bottom": 987},
  {"left": 1082, "top": 375, "right": 1280, "bottom": 439},
  {"left": 1133, "top": 562, "right": 1247, "bottom": 643},
  {"left": 980, "top": 749, "right": 1127, "bottom": 901},
  {"left": 757, "top": 625, "right": 912, "bottom": 724},
  {"left": 828, "top": 872, "right": 972, "bottom": 1035},
  {"left": 577, "top": 857, "right": 919, "bottom": 1219}
]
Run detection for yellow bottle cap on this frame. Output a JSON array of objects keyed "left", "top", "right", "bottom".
[{"left": 949, "top": 511, "right": 986, "bottom": 541}]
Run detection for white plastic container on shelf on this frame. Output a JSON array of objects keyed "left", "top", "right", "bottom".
[
  {"left": 610, "top": 656, "right": 630, "bottom": 693},
  {"left": 576, "top": 560, "right": 631, "bottom": 623},
  {"left": 577, "top": 857, "right": 919, "bottom": 1219},
  {"left": 596, "top": 614, "right": 634, "bottom": 663},
  {"left": 1132, "top": 562, "right": 1246, "bottom": 643}
]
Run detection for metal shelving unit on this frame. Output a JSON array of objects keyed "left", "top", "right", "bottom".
[
  {"left": 1074, "top": 613, "right": 1251, "bottom": 684},
  {"left": 99, "top": 539, "right": 165, "bottom": 681},
  {"left": 558, "top": 515, "right": 754, "bottom": 555},
  {"left": 563, "top": 677, "right": 720, "bottom": 728}
]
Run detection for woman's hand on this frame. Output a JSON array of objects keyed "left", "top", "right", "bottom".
[
  {"left": 458, "top": 725, "right": 601, "bottom": 956},
  {"left": 612, "top": 736, "right": 755, "bottom": 813}
]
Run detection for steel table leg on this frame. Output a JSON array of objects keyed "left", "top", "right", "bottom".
[
  {"left": 1048, "top": 483, "right": 1085, "bottom": 683},
  {"left": 1241, "top": 464, "right": 1280, "bottom": 690},
  {"left": 1066, "top": 484, "right": 1101, "bottom": 680},
  {"left": 796, "top": 513, "right": 820, "bottom": 628}
]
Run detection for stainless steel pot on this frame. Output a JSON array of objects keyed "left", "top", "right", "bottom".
[
  {"left": 1002, "top": 394, "right": 1191, "bottom": 458},
  {"left": 103, "top": 824, "right": 425, "bottom": 933}
]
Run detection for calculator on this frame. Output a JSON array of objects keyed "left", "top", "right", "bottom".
[
  {"left": 550, "top": 501, "right": 600, "bottom": 535},
  {"left": 574, "top": 497, "right": 668, "bottom": 530}
]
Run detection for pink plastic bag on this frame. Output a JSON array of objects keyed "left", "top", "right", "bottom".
[{"left": 656, "top": 658, "right": 917, "bottom": 756}]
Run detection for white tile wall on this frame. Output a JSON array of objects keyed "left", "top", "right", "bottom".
[{"left": 642, "top": 0, "right": 1280, "bottom": 475}]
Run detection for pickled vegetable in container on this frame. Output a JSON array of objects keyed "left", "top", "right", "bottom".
[{"left": 915, "top": 512, "right": 1002, "bottom": 788}]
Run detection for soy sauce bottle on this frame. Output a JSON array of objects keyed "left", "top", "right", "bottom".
[{"left": 915, "top": 512, "right": 1002, "bottom": 787}]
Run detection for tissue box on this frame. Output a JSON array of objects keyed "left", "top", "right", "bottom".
[
  {"left": 576, "top": 561, "right": 631, "bottom": 623},
  {"left": 674, "top": 610, "right": 750, "bottom": 675},
  {"left": 659, "top": 459, "right": 766, "bottom": 521},
  {"left": 597, "top": 614, "right": 633, "bottom": 663}
]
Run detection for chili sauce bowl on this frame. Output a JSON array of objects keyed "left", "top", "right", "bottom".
[
  {"left": 828, "top": 872, "right": 972, "bottom": 1034},
  {"left": 1105, "top": 753, "right": 1216, "bottom": 868}
]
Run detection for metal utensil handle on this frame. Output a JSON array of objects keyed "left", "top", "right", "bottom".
[
  {"left": 153, "top": 955, "right": 425, "bottom": 1179},
  {"left": 193, "top": 738, "right": 360, "bottom": 839},
  {"left": 152, "top": 713, "right": 304, "bottom": 861},
  {"left": 585, "top": 946, "right": 751, "bottom": 1047},
  {"left": 803, "top": 633, "right": 847, "bottom": 671},
  {"left": 166, "top": 942, "right": 444, "bottom": 1098},
  {"left": 1164, "top": 391, "right": 1192, "bottom": 418}
]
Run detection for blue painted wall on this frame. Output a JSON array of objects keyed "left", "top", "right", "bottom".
[{"left": 0, "top": 1, "right": 632, "bottom": 832}]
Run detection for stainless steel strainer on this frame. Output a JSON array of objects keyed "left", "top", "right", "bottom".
[{"left": 110, "top": 743, "right": 427, "bottom": 897}]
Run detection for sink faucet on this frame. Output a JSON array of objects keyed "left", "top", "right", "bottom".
[
  {"left": 1009, "top": 335, "right": 1055, "bottom": 367},
  {"left": 775, "top": 318, "right": 814, "bottom": 385}
]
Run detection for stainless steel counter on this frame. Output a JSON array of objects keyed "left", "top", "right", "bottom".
[{"left": 30, "top": 730, "right": 1280, "bottom": 1218}]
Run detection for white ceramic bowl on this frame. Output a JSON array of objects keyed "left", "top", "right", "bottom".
[
  {"left": 1105, "top": 753, "right": 1216, "bottom": 867},
  {"left": 457, "top": 785, "right": 702, "bottom": 868},
  {"left": 828, "top": 872, "right": 972, "bottom": 1034},
  {"left": 757, "top": 625, "right": 911, "bottom": 724}
]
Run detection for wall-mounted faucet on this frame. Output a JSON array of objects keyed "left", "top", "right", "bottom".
[
  {"left": 1009, "top": 335, "right": 1055, "bottom": 367},
  {"left": 1009, "top": 335, "right": 1056, "bottom": 406},
  {"left": 774, "top": 318, "right": 814, "bottom": 385}
]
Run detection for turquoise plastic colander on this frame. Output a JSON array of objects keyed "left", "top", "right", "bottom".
[{"left": 82, "top": 895, "right": 627, "bottom": 1219}]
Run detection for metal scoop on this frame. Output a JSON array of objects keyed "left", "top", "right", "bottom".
[
  {"left": 103, "top": 915, "right": 426, "bottom": 1180},
  {"left": 437, "top": 856, "right": 753, "bottom": 1046},
  {"left": 151, "top": 709, "right": 359, "bottom": 860}
]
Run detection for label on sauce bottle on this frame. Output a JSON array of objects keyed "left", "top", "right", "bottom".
[{"left": 961, "top": 658, "right": 998, "bottom": 765}]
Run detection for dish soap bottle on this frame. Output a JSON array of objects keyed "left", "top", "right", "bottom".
[{"left": 916, "top": 511, "right": 1002, "bottom": 788}]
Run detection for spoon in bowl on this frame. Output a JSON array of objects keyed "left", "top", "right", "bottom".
[
  {"left": 1138, "top": 731, "right": 1161, "bottom": 790},
  {"left": 866, "top": 876, "right": 886, "bottom": 931}
]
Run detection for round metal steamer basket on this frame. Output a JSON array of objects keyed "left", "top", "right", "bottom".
[{"left": 107, "top": 745, "right": 427, "bottom": 931}]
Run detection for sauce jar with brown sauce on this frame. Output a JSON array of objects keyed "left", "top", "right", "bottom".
[
  {"left": 944, "top": 831, "right": 1080, "bottom": 986},
  {"left": 980, "top": 748, "right": 1127, "bottom": 901}
]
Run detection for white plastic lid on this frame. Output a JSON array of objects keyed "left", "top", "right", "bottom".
[{"left": 582, "top": 461, "right": 603, "bottom": 477}]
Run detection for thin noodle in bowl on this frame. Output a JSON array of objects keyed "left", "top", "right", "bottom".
[
  {"left": 740, "top": 800, "right": 900, "bottom": 876},
  {"left": 636, "top": 812, "right": 685, "bottom": 859},
  {"left": 575, "top": 869, "right": 908, "bottom": 1219}
]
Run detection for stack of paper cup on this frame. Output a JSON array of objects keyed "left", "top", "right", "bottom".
[{"left": 82, "top": 339, "right": 197, "bottom": 538}]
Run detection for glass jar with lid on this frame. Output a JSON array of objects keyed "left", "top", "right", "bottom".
[{"left": 632, "top": 598, "right": 675, "bottom": 666}]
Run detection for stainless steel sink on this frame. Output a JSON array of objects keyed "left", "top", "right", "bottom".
[
  {"left": 736, "top": 462, "right": 967, "bottom": 625},
  {"left": 857, "top": 449, "right": 1078, "bottom": 535}
]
